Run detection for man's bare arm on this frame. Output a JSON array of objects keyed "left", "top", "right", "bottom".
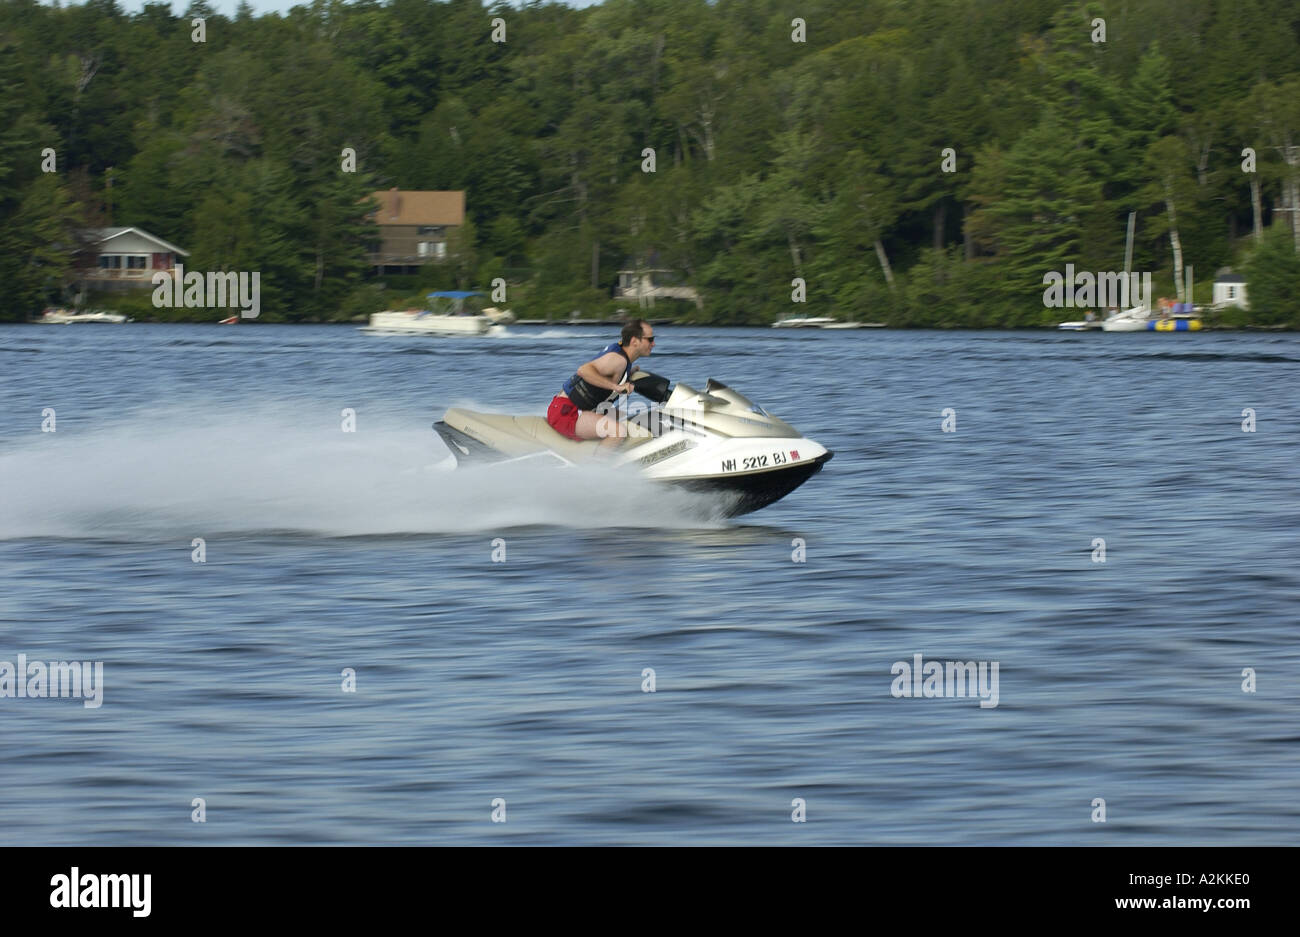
[{"left": 576, "top": 353, "right": 631, "bottom": 391}]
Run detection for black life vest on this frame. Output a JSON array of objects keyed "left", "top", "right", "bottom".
[{"left": 562, "top": 341, "right": 632, "bottom": 411}]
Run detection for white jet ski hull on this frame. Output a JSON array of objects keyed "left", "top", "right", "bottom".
[{"left": 433, "top": 378, "right": 833, "bottom": 517}]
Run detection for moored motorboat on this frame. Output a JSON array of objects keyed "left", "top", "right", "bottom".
[
  {"left": 772, "top": 314, "right": 839, "bottom": 328},
  {"left": 1058, "top": 311, "right": 1103, "bottom": 330},
  {"left": 361, "top": 291, "right": 502, "bottom": 336},
  {"left": 37, "top": 307, "right": 129, "bottom": 324}
]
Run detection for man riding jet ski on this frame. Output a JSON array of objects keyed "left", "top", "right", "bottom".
[
  {"left": 433, "top": 323, "right": 833, "bottom": 517},
  {"left": 545, "top": 319, "right": 657, "bottom": 456}
]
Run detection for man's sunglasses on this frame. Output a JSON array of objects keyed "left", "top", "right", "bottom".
[{"left": 642, "top": 335, "right": 656, "bottom": 343}]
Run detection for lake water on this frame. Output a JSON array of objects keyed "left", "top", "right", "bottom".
[{"left": 1, "top": 323, "right": 1297, "bottom": 844}]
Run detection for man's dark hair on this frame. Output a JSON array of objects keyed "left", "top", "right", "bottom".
[{"left": 621, "top": 318, "right": 650, "bottom": 345}]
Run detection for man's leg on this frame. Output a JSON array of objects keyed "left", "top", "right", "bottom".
[{"left": 574, "top": 409, "right": 625, "bottom": 450}]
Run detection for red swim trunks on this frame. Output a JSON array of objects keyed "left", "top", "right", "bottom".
[{"left": 546, "top": 394, "right": 583, "bottom": 441}]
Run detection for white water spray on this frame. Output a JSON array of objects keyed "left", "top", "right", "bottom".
[{"left": 0, "top": 405, "right": 729, "bottom": 539}]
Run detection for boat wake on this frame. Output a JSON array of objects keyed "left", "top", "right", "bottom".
[{"left": 0, "top": 405, "right": 732, "bottom": 540}]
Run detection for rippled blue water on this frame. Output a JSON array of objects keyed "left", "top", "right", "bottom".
[{"left": 1, "top": 323, "right": 1297, "bottom": 844}]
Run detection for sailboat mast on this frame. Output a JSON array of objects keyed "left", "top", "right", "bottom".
[{"left": 1123, "top": 211, "right": 1136, "bottom": 276}]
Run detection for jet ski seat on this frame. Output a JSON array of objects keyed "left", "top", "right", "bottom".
[{"left": 442, "top": 408, "right": 654, "bottom": 464}]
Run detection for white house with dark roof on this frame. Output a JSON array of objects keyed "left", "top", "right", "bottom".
[
  {"left": 78, "top": 226, "right": 189, "bottom": 291},
  {"left": 1212, "top": 273, "right": 1249, "bottom": 310}
]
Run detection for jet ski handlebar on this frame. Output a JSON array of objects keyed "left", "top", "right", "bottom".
[{"left": 629, "top": 370, "right": 671, "bottom": 404}]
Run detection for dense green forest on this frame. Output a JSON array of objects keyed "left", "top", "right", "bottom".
[{"left": 1, "top": 0, "right": 1298, "bottom": 325}]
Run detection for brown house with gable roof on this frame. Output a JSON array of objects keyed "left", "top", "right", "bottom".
[{"left": 366, "top": 189, "right": 465, "bottom": 275}]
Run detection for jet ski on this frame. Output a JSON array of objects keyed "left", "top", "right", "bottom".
[{"left": 433, "top": 371, "right": 833, "bottom": 517}]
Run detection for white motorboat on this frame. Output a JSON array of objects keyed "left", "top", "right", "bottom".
[
  {"left": 772, "top": 314, "right": 840, "bottom": 328},
  {"left": 433, "top": 372, "right": 833, "bottom": 517},
  {"left": 774, "top": 314, "right": 879, "bottom": 329},
  {"left": 363, "top": 309, "right": 496, "bottom": 336},
  {"left": 1058, "top": 315, "right": 1103, "bottom": 331},
  {"left": 37, "top": 307, "right": 129, "bottom": 324},
  {"left": 360, "top": 291, "right": 503, "bottom": 336}
]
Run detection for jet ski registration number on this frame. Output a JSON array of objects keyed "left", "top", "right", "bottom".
[{"left": 724, "top": 451, "right": 792, "bottom": 472}]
